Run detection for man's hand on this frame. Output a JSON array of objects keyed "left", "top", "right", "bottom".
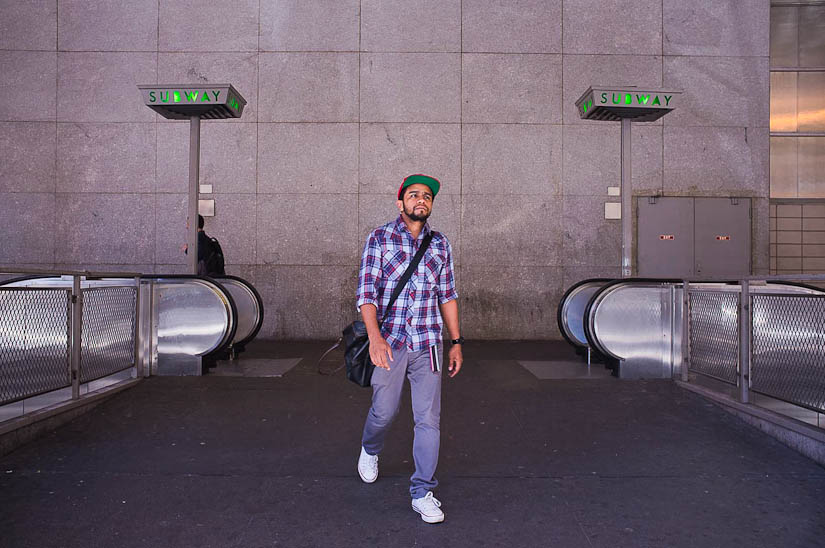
[
  {"left": 361, "top": 304, "right": 392, "bottom": 370},
  {"left": 447, "top": 344, "right": 463, "bottom": 377},
  {"left": 369, "top": 336, "right": 394, "bottom": 370}
]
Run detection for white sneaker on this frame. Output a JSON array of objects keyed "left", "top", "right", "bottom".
[
  {"left": 411, "top": 491, "right": 444, "bottom": 523},
  {"left": 357, "top": 446, "right": 378, "bottom": 483}
]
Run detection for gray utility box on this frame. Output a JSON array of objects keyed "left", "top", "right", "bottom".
[{"left": 637, "top": 197, "right": 751, "bottom": 278}]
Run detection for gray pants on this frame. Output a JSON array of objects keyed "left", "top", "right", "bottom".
[{"left": 361, "top": 344, "right": 442, "bottom": 499}]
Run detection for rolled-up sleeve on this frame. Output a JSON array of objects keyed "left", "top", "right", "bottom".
[
  {"left": 356, "top": 232, "right": 381, "bottom": 310},
  {"left": 438, "top": 239, "right": 458, "bottom": 304}
]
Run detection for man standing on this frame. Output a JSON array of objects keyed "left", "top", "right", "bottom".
[
  {"left": 196, "top": 215, "right": 225, "bottom": 277},
  {"left": 356, "top": 174, "right": 463, "bottom": 524}
]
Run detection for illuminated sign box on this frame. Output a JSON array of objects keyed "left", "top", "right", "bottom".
[
  {"left": 137, "top": 83, "right": 246, "bottom": 120},
  {"left": 575, "top": 86, "right": 680, "bottom": 122}
]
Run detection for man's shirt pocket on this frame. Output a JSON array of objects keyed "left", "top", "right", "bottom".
[{"left": 382, "top": 249, "right": 408, "bottom": 281}]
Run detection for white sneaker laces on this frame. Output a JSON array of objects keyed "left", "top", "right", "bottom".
[
  {"left": 365, "top": 453, "right": 378, "bottom": 472},
  {"left": 419, "top": 492, "right": 441, "bottom": 511}
]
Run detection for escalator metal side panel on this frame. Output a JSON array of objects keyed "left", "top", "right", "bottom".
[
  {"left": 152, "top": 280, "right": 230, "bottom": 356},
  {"left": 588, "top": 281, "right": 682, "bottom": 379}
]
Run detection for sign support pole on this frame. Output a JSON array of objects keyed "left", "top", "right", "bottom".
[
  {"left": 188, "top": 116, "right": 201, "bottom": 275},
  {"left": 621, "top": 117, "right": 632, "bottom": 278}
]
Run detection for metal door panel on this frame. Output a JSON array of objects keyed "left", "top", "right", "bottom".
[
  {"left": 637, "top": 197, "right": 694, "bottom": 277},
  {"left": 694, "top": 198, "right": 751, "bottom": 277}
]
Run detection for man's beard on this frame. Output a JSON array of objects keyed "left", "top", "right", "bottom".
[{"left": 404, "top": 204, "right": 431, "bottom": 222}]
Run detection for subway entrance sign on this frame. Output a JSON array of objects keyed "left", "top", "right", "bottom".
[
  {"left": 574, "top": 85, "right": 680, "bottom": 278},
  {"left": 137, "top": 84, "right": 246, "bottom": 120},
  {"left": 138, "top": 82, "right": 247, "bottom": 277},
  {"left": 575, "top": 86, "right": 678, "bottom": 122}
]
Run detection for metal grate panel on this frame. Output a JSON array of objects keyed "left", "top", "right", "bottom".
[
  {"left": 0, "top": 289, "right": 71, "bottom": 405},
  {"left": 752, "top": 295, "right": 825, "bottom": 413},
  {"left": 80, "top": 287, "right": 136, "bottom": 383},
  {"left": 689, "top": 291, "right": 739, "bottom": 384}
]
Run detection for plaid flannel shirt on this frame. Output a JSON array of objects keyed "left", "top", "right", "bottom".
[{"left": 356, "top": 215, "right": 457, "bottom": 352}]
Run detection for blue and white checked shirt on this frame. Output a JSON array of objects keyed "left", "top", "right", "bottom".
[{"left": 356, "top": 215, "right": 457, "bottom": 352}]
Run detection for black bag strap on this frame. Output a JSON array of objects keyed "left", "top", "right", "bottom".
[{"left": 380, "top": 231, "right": 434, "bottom": 327}]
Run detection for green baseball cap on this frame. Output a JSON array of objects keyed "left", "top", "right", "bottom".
[{"left": 398, "top": 174, "right": 440, "bottom": 199}]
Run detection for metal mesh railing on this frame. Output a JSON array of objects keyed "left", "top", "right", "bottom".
[
  {"left": 689, "top": 291, "right": 739, "bottom": 384},
  {"left": 0, "top": 289, "right": 71, "bottom": 405},
  {"left": 752, "top": 294, "right": 825, "bottom": 413},
  {"left": 80, "top": 287, "right": 137, "bottom": 383}
]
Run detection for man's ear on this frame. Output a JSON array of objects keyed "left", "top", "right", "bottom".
[{"left": 396, "top": 199, "right": 404, "bottom": 212}]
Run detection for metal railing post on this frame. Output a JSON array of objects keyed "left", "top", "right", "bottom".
[
  {"left": 681, "top": 280, "right": 690, "bottom": 382},
  {"left": 133, "top": 276, "right": 142, "bottom": 378},
  {"left": 70, "top": 275, "right": 83, "bottom": 400},
  {"left": 620, "top": 118, "right": 632, "bottom": 278},
  {"left": 738, "top": 279, "right": 750, "bottom": 404}
]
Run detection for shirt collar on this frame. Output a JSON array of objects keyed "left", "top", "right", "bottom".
[{"left": 394, "top": 214, "right": 431, "bottom": 241}]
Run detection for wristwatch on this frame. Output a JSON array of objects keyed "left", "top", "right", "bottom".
[{"left": 450, "top": 336, "right": 465, "bottom": 345}]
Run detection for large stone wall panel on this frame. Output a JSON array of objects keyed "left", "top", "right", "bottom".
[
  {"left": 562, "top": 266, "right": 621, "bottom": 290},
  {"left": 260, "top": 0, "right": 359, "bottom": 52},
  {"left": 57, "top": 122, "right": 155, "bottom": 193},
  {"left": 205, "top": 195, "right": 257, "bottom": 265},
  {"left": 361, "top": 54, "right": 461, "bottom": 122},
  {"left": 563, "top": 0, "right": 662, "bottom": 55},
  {"left": 663, "top": 1, "right": 769, "bottom": 57},
  {"left": 55, "top": 193, "right": 154, "bottom": 264},
  {"left": 562, "top": 124, "right": 662, "bottom": 196},
  {"left": 154, "top": 193, "right": 186, "bottom": 265},
  {"left": 0, "top": 52, "right": 56, "bottom": 122},
  {"left": 461, "top": 266, "right": 564, "bottom": 339},
  {"left": 664, "top": 126, "right": 769, "bottom": 197},
  {"left": 57, "top": 52, "right": 156, "bottom": 123},
  {"left": 462, "top": 0, "right": 562, "bottom": 53},
  {"left": 359, "top": 123, "right": 461, "bottom": 194},
  {"left": 562, "top": 196, "right": 621, "bottom": 267},
  {"left": 361, "top": 0, "right": 460, "bottom": 52},
  {"left": 254, "top": 265, "right": 359, "bottom": 339},
  {"left": 664, "top": 56, "right": 769, "bottom": 128},
  {"left": 463, "top": 124, "right": 561, "bottom": 195},
  {"left": 257, "top": 194, "right": 359, "bottom": 265},
  {"left": 258, "top": 123, "right": 358, "bottom": 194},
  {"left": 155, "top": 194, "right": 257, "bottom": 266},
  {"left": 463, "top": 54, "right": 562, "bottom": 124},
  {"left": 156, "top": 122, "right": 257, "bottom": 194},
  {"left": 58, "top": 0, "right": 158, "bottom": 51},
  {"left": 158, "top": 53, "right": 259, "bottom": 123},
  {"left": 259, "top": 53, "right": 358, "bottom": 122},
  {"left": 0, "top": 122, "right": 56, "bottom": 193},
  {"left": 462, "top": 195, "right": 562, "bottom": 267},
  {"left": 54, "top": 263, "right": 155, "bottom": 275},
  {"left": 0, "top": 1, "right": 56, "bottom": 51},
  {"left": 159, "top": 0, "right": 258, "bottom": 52},
  {"left": 0, "top": 193, "right": 55, "bottom": 264},
  {"left": 562, "top": 54, "right": 662, "bottom": 125}
]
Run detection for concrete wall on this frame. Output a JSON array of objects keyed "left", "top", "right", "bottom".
[{"left": 0, "top": 1, "right": 770, "bottom": 340}]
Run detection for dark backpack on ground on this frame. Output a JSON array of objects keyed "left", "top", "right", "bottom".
[{"left": 198, "top": 236, "right": 226, "bottom": 277}]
